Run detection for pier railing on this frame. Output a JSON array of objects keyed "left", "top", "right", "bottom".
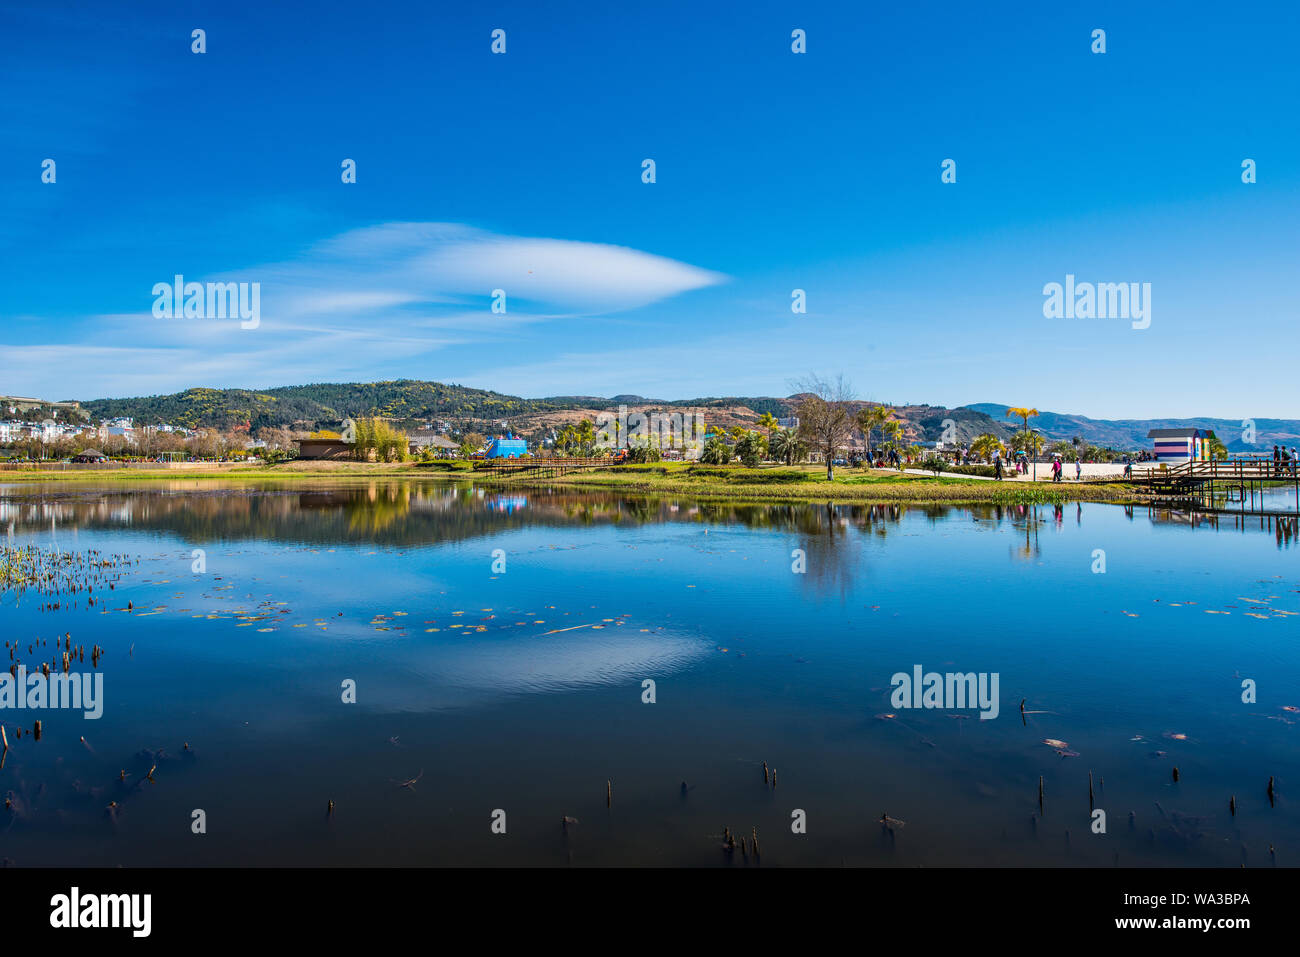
[
  {"left": 1145, "top": 457, "right": 1293, "bottom": 485},
  {"left": 476, "top": 457, "right": 623, "bottom": 480},
  {"left": 1142, "top": 455, "right": 1299, "bottom": 515}
]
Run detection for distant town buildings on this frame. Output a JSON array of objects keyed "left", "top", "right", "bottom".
[
  {"left": 408, "top": 431, "right": 459, "bottom": 456},
  {"left": 1, "top": 395, "right": 82, "bottom": 415}
]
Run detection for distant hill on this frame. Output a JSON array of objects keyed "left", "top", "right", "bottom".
[
  {"left": 81, "top": 381, "right": 567, "bottom": 431},
  {"left": 81, "top": 382, "right": 800, "bottom": 433},
  {"left": 966, "top": 404, "right": 1300, "bottom": 452}
]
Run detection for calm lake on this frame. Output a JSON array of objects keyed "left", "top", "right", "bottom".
[{"left": 1, "top": 480, "right": 1297, "bottom": 867}]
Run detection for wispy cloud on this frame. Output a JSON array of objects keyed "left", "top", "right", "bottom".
[
  {"left": 12, "top": 223, "right": 726, "bottom": 398},
  {"left": 274, "top": 222, "right": 726, "bottom": 315}
]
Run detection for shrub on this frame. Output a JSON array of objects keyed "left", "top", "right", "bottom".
[
  {"left": 700, "top": 436, "right": 732, "bottom": 465},
  {"left": 626, "top": 446, "right": 663, "bottom": 464},
  {"left": 918, "top": 454, "right": 947, "bottom": 475}
]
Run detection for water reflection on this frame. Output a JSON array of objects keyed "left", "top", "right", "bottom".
[{"left": 1, "top": 481, "right": 1296, "bottom": 867}]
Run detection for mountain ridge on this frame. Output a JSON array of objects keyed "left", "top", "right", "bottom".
[{"left": 69, "top": 380, "right": 1300, "bottom": 450}]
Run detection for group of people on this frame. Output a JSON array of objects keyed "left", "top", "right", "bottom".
[
  {"left": 992, "top": 450, "right": 1086, "bottom": 482},
  {"left": 1049, "top": 455, "right": 1083, "bottom": 483},
  {"left": 1273, "top": 445, "right": 1299, "bottom": 476},
  {"left": 968, "top": 444, "right": 1300, "bottom": 483}
]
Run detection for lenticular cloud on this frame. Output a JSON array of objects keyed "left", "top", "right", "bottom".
[{"left": 293, "top": 221, "right": 726, "bottom": 314}]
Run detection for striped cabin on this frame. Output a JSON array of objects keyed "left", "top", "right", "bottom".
[{"left": 1147, "top": 428, "right": 1208, "bottom": 463}]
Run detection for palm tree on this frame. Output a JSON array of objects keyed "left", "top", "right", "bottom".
[
  {"left": 855, "top": 404, "right": 891, "bottom": 464},
  {"left": 970, "top": 432, "right": 1004, "bottom": 463},
  {"left": 768, "top": 428, "right": 807, "bottom": 465},
  {"left": 1005, "top": 406, "right": 1039, "bottom": 437},
  {"left": 1005, "top": 406, "right": 1040, "bottom": 479},
  {"left": 735, "top": 431, "right": 767, "bottom": 466},
  {"left": 701, "top": 434, "right": 732, "bottom": 465},
  {"left": 1012, "top": 430, "right": 1046, "bottom": 456},
  {"left": 576, "top": 419, "right": 596, "bottom": 456},
  {"left": 769, "top": 428, "right": 791, "bottom": 465},
  {"left": 756, "top": 412, "right": 778, "bottom": 448},
  {"left": 880, "top": 420, "right": 905, "bottom": 468}
]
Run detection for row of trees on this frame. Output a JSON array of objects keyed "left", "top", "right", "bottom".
[
  {"left": 553, "top": 420, "right": 597, "bottom": 456},
  {"left": 350, "top": 418, "right": 410, "bottom": 462},
  {"left": 2, "top": 426, "right": 303, "bottom": 461}
]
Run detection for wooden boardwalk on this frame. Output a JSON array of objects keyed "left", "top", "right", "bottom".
[
  {"left": 476, "top": 457, "right": 622, "bottom": 480},
  {"left": 1142, "top": 456, "right": 1300, "bottom": 515}
]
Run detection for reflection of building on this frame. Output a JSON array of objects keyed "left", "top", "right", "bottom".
[{"left": 1147, "top": 428, "right": 1209, "bottom": 463}]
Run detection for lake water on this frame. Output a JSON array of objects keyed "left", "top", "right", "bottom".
[{"left": 1, "top": 480, "right": 1297, "bottom": 867}]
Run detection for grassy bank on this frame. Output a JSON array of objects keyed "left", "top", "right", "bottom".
[
  {"left": 0, "top": 461, "right": 445, "bottom": 481},
  {"left": 505, "top": 463, "right": 1135, "bottom": 504},
  {"left": 0, "top": 459, "right": 1141, "bottom": 504}
]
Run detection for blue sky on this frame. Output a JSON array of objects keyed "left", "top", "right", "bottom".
[{"left": 2, "top": 0, "right": 1297, "bottom": 418}]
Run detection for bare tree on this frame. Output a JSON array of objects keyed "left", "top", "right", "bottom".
[
  {"left": 257, "top": 425, "right": 296, "bottom": 450},
  {"left": 792, "top": 374, "right": 855, "bottom": 481}
]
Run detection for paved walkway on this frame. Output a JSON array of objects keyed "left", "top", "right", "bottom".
[{"left": 887, "top": 464, "right": 1140, "bottom": 482}]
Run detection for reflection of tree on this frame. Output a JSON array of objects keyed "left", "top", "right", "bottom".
[
  {"left": 1, "top": 483, "right": 929, "bottom": 554},
  {"left": 784, "top": 502, "right": 915, "bottom": 598},
  {"left": 794, "top": 503, "right": 858, "bottom": 598},
  {"left": 1008, "top": 505, "right": 1042, "bottom": 562},
  {"left": 344, "top": 482, "right": 411, "bottom": 533}
]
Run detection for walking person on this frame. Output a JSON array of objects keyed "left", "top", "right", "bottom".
[
  {"left": 1274, "top": 445, "right": 1281, "bottom": 477},
  {"left": 1075, "top": 459, "right": 1082, "bottom": 481},
  {"left": 994, "top": 449, "right": 1003, "bottom": 481}
]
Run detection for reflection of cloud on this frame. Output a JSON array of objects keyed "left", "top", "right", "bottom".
[
  {"left": 384, "top": 631, "right": 709, "bottom": 710},
  {"left": 13, "top": 222, "right": 725, "bottom": 399}
]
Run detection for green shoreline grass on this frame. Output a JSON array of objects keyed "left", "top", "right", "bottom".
[{"left": 0, "top": 461, "right": 1144, "bottom": 505}]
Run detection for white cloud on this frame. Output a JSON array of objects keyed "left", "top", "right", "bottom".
[
  {"left": 265, "top": 221, "right": 725, "bottom": 317},
  {"left": 10, "top": 223, "right": 726, "bottom": 398}
]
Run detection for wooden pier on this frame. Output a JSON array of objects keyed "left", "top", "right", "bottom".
[
  {"left": 476, "top": 456, "right": 622, "bottom": 481},
  {"left": 1142, "top": 456, "right": 1300, "bottom": 516}
]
